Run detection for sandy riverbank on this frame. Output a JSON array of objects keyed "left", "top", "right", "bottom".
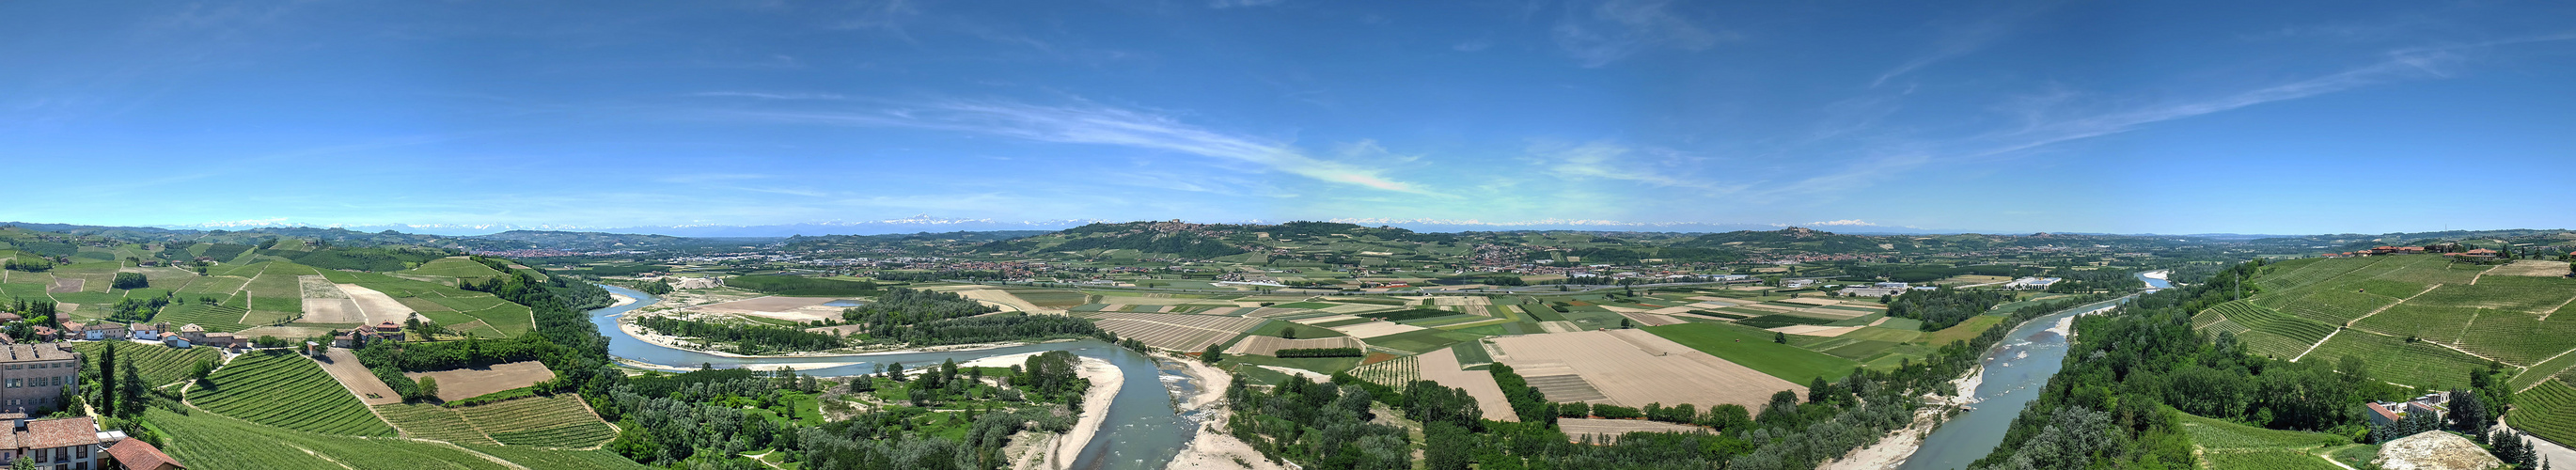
[
  {"left": 1035, "top": 356, "right": 1123, "bottom": 470},
  {"left": 610, "top": 293, "right": 637, "bottom": 308},
  {"left": 1164, "top": 359, "right": 1283, "bottom": 470}
]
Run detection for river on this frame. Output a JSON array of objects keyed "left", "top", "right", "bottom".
[
  {"left": 1893, "top": 272, "right": 2167, "bottom": 470},
  {"left": 589, "top": 285, "right": 1203, "bottom": 469}
]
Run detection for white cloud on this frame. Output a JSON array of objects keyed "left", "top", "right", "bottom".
[
  {"left": 724, "top": 100, "right": 1440, "bottom": 196},
  {"left": 1532, "top": 141, "right": 1740, "bottom": 191}
]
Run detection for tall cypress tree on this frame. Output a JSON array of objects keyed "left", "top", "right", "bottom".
[{"left": 97, "top": 343, "right": 118, "bottom": 417}]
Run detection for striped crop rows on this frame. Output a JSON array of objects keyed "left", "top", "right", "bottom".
[{"left": 190, "top": 351, "right": 394, "bottom": 437}]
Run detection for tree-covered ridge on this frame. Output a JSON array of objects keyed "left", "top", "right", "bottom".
[{"left": 1967, "top": 260, "right": 2531, "bottom": 469}]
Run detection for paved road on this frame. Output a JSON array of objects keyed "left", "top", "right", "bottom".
[{"left": 2496, "top": 423, "right": 2575, "bottom": 468}]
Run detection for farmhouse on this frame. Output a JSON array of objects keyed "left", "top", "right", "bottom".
[
  {"left": 0, "top": 416, "right": 106, "bottom": 469},
  {"left": 2002, "top": 277, "right": 2063, "bottom": 290},
  {"left": 129, "top": 322, "right": 167, "bottom": 341},
  {"left": 331, "top": 322, "right": 403, "bottom": 348},
  {"left": 2364, "top": 392, "right": 2450, "bottom": 427},
  {"left": 0, "top": 343, "right": 79, "bottom": 414},
  {"left": 75, "top": 322, "right": 125, "bottom": 341}
]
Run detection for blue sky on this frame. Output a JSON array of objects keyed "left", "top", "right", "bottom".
[{"left": 3, "top": 1, "right": 2570, "bottom": 235}]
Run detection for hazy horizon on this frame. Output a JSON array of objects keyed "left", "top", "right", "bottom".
[{"left": 6, "top": 1, "right": 2572, "bottom": 234}]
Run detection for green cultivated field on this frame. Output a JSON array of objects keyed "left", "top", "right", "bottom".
[
  {"left": 459, "top": 445, "right": 651, "bottom": 470},
  {"left": 1363, "top": 329, "right": 1484, "bottom": 353},
  {"left": 1646, "top": 322, "right": 1860, "bottom": 384},
  {"left": 2350, "top": 305, "right": 2478, "bottom": 344},
  {"left": 155, "top": 304, "right": 252, "bottom": 332},
  {"left": 2197, "top": 255, "right": 2576, "bottom": 390},
  {"left": 400, "top": 257, "right": 509, "bottom": 282},
  {"left": 190, "top": 351, "right": 395, "bottom": 437}
]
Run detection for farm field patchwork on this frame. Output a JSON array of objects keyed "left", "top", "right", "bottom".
[
  {"left": 1089, "top": 312, "right": 1266, "bottom": 351},
  {"left": 1646, "top": 322, "right": 1861, "bottom": 384}
]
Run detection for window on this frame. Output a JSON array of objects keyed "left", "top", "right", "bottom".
[
  {"left": 7, "top": 379, "right": 17, "bottom": 388},
  {"left": 75, "top": 446, "right": 85, "bottom": 458}
]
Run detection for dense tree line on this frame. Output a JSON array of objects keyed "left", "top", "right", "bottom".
[
  {"left": 1274, "top": 348, "right": 1363, "bottom": 358},
  {"left": 1488, "top": 365, "right": 1555, "bottom": 423},
  {"left": 110, "top": 272, "right": 149, "bottom": 289},
  {"left": 636, "top": 316, "right": 846, "bottom": 354},
  {"left": 840, "top": 288, "right": 997, "bottom": 334},
  {"left": 729, "top": 274, "right": 882, "bottom": 296},
  {"left": 2042, "top": 267, "right": 2141, "bottom": 293},
  {"left": 1887, "top": 288, "right": 2017, "bottom": 331},
  {"left": 1, "top": 258, "right": 53, "bottom": 272},
  {"left": 892, "top": 314, "right": 1105, "bottom": 347},
  {"left": 1356, "top": 308, "right": 1454, "bottom": 321}
]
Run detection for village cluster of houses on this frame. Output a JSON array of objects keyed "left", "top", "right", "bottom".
[
  {"left": 3, "top": 316, "right": 235, "bottom": 350},
  {"left": 0, "top": 342, "right": 187, "bottom": 470}
]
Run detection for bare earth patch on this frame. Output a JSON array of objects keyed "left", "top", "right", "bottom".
[
  {"left": 317, "top": 348, "right": 404, "bottom": 405},
  {"left": 1559, "top": 418, "right": 1708, "bottom": 444},
  {"left": 338, "top": 284, "right": 417, "bottom": 324},
  {"left": 1490, "top": 330, "right": 1805, "bottom": 412},
  {"left": 403, "top": 361, "right": 556, "bottom": 402},
  {"left": 691, "top": 295, "right": 844, "bottom": 322},
  {"left": 46, "top": 277, "right": 82, "bottom": 293},
  {"left": 1419, "top": 346, "right": 1517, "bottom": 422},
  {"left": 2493, "top": 260, "right": 2574, "bottom": 277}
]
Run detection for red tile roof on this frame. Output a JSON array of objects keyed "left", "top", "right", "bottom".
[
  {"left": 105, "top": 438, "right": 185, "bottom": 470},
  {"left": 21, "top": 416, "right": 97, "bottom": 448}
]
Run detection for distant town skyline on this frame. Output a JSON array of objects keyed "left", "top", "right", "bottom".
[{"left": 4, "top": 1, "right": 2571, "bottom": 234}]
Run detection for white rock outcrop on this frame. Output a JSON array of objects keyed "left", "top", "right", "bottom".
[{"left": 2373, "top": 431, "right": 2503, "bottom": 470}]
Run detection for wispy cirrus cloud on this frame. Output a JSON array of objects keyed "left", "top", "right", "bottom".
[
  {"left": 1550, "top": 0, "right": 1725, "bottom": 68},
  {"left": 1871, "top": 5, "right": 2047, "bottom": 87},
  {"left": 717, "top": 99, "right": 1440, "bottom": 196},
  {"left": 1531, "top": 141, "right": 1742, "bottom": 192}
]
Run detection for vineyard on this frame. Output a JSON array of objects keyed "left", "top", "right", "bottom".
[
  {"left": 459, "top": 445, "right": 650, "bottom": 469},
  {"left": 2179, "top": 412, "right": 2350, "bottom": 470},
  {"left": 74, "top": 342, "right": 219, "bottom": 387},
  {"left": 2349, "top": 305, "right": 2478, "bottom": 344},
  {"left": 2304, "top": 332, "right": 2490, "bottom": 387},
  {"left": 373, "top": 403, "right": 500, "bottom": 445},
  {"left": 1347, "top": 354, "right": 1420, "bottom": 387},
  {"left": 154, "top": 304, "right": 251, "bottom": 333},
  {"left": 2276, "top": 290, "right": 2400, "bottom": 325},
  {"left": 2513, "top": 352, "right": 2576, "bottom": 391},
  {"left": 2507, "top": 381, "right": 2576, "bottom": 447},
  {"left": 2207, "top": 301, "right": 2335, "bottom": 359},
  {"left": 455, "top": 395, "right": 617, "bottom": 447},
  {"left": 147, "top": 408, "right": 626, "bottom": 470},
  {"left": 2453, "top": 309, "right": 2576, "bottom": 366},
  {"left": 189, "top": 350, "right": 395, "bottom": 437}
]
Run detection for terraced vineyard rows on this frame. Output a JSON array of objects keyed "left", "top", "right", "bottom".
[
  {"left": 2350, "top": 305, "right": 2478, "bottom": 344},
  {"left": 2507, "top": 381, "right": 2576, "bottom": 447},
  {"left": 2208, "top": 301, "right": 2335, "bottom": 359},
  {"left": 373, "top": 403, "right": 500, "bottom": 445},
  {"left": 2515, "top": 352, "right": 2576, "bottom": 391},
  {"left": 2277, "top": 290, "right": 2400, "bottom": 325},
  {"left": 72, "top": 342, "right": 220, "bottom": 387},
  {"left": 459, "top": 445, "right": 650, "bottom": 469},
  {"left": 147, "top": 408, "right": 622, "bottom": 470},
  {"left": 190, "top": 351, "right": 395, "bottom": 437},
  {"left": 454, "top": 395, "right": 616, "bottom": 447},
  {"left": 2305, "top": 332, "right": 2490, "bottom": 387},
  {"left": 2455, "top": 309, "right": 2576, "bottom": 366}
]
